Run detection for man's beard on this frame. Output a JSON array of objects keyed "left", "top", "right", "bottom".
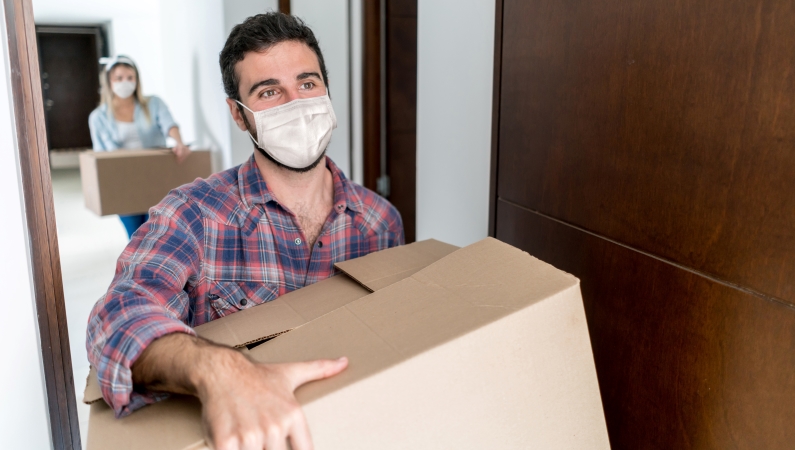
[
  {"left": 253, "top": 142, "right": 327, "bottom": 173},
  {"left": 243, "top": 111, "right": 327, "bottom": 173}
]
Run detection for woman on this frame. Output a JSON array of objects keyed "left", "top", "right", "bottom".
[{"left": 88, "top": 55, "right": 190, "bottom": 239}]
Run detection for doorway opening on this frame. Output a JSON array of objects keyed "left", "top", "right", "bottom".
[{"left": 36, "top": 24, "right": 108, "bottom": 168}]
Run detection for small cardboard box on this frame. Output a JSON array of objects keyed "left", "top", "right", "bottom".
[
  {"left": 83, "top": 238, "right": 610, "bottom": 449},
  {"left": 79, "top": 149, "right": 212, "bottom": 216}
]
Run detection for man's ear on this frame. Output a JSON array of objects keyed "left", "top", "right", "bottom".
[{"left": 226, "top": 98, "right": 249, "bottom": 131}]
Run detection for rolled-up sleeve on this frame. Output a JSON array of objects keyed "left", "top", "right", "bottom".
[
  {"left": 88, "top": 109, "right": 118, "bottom": 151},
  {"left": 150, "top": 96, "right": 178, "bottom": 137},
  {"left": 390, "top": 210, "right": 405, "bottom": 247},
  {"left": 86, "top": 191, "right": 204, "bottom": 417}
]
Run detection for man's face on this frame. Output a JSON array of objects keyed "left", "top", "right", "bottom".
[{"left": 227, "top": 40, "right": 327, "bottom": 134}]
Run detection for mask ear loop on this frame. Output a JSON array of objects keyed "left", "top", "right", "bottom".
[{"left": 235, "top": 100, "right": 261, "bottom": 148}]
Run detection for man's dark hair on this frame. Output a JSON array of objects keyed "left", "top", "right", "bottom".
[{"left": 219, "top": 12, "right": 329, "bottom": 101}]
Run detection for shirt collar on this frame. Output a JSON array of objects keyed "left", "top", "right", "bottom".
[
  {"left": 238, "top": 155, "right": 274, "bottom": 208},
  {"left": 238, "top": 154, "right": 363, "bottom": 215}
]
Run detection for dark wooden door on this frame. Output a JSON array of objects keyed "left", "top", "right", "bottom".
[
  {"left": 37, "top": 27, "right": 103, "bottom": 150},
  {"left": 491, "top": 0, "right": 795, "bottom": 448},
  {"left": 363, "top": 0, "right": 417, "bottom": 243}
]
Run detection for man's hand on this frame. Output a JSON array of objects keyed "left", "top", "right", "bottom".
[
  {"left": 200, "top": 355, "right": 348, "bottom": 450},
  {"left": 132, "top": 333, "right": 348, "bottom": 450}
]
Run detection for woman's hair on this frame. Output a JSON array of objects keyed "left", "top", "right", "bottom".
[{"left": 98, "top": 56, "right": 150, "bottom": 122}]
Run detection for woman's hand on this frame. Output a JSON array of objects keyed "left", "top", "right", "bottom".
[
  {"left": 173, "top": 142, "right": 191, "bottom": 164},
  {"left": 168, "top": 126, "right": 191, "bottom": 163}
]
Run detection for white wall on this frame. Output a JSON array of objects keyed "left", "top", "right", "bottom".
[
  {"left": 223, "top": 0, "right": 359, "bottom": 176},
  {"left": 224, "top": 0, "right": 361, "bottom": 173},
  {"left": 33, "top": 0, "right": 360, "bottom": 173},
  {"left": 292, "top": 0, "right": 352, "bottom": 176},
  {"left": 349, "top": 0, "right": 364, "bottom": 184},
  {"left": 0, "top": 7, "right": 53, "bottom": 450},
  {"left": 159, "top": 0, "right": 233, "bottom": 169},
  {"left": 223, "top": 0, "right": 278, "bottom": 167},
  {"left": 33, "top": 0, "right": 167, "bottom": 101},
  {"left": 33, "top": 0, "right": 235, "bottom": 170},
  {"left": 416, "top": 0, "right": 495, "bottom": 247}
]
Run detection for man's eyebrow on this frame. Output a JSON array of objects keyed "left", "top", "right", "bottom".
[
  {"left": 248, "top": 78, "right": 279, "bottom": 96},
  {"left": 297, "top": 72, "right": 322, "bottom": 81}
]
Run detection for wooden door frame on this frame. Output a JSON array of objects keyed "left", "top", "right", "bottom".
[
  {"left": 362, "top": 0, "right": 382, "bottom": 193},
  {"left": 488, "top": 0, "right": 504, "bottom": 237},
  {"left": 362, "top": 0, "right": 418, "bottom": 243},
  {"left": 3, "top": 0, "right": 80, "bottom": 449},
  {"left": 278, "top": 0, "right": 290, "bottom": 15},
  {"left": 35, "top": 23, "right": 107, "bottom": 52}
]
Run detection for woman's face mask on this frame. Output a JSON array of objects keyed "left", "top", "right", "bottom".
[
  {"left": 109, "top": 64, "right": 138, "bottom": 99},
  {"left": 112, "top": 81, "right": 137, "bottom": 99},
  {"left": 237, "top": 95, "right": 337, "bottom": 170}
]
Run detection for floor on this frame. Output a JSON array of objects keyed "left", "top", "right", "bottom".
[{"left": 51, "top": 168, "right": 130, "bottom": 446}]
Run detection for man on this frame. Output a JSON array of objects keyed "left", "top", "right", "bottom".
[{"left": 87, "top": 12, "right": 403, "bottom": 450}]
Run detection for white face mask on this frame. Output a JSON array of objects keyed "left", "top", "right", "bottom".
[
  {"left": 236, "top": 95, "right": 337, "bottom": 169},
  {"left": 112, "top": 80, "right": 137, "bottom": 99}
]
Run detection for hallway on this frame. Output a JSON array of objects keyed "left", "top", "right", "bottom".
[{"left": 51, "top": 168, "right": 129, "bottom": 445}]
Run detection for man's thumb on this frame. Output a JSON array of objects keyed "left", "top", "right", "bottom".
[{"left": 285, "top": 357, "right": 348, "bottom": 391}]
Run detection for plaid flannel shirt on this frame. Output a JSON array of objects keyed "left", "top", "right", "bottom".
[{"left": 86, "top": 155, "right": 404, "bottom": 417}]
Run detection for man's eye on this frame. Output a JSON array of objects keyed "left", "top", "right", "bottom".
[
  {"left": 261, "top": 90, "right": 276, "bottom": 98},
  {"left": 300, "top": 82, "right": 315, "bottom": 90}
]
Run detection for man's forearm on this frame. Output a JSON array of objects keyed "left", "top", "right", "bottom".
[
  {"left": 131, "top": 333, "right": 248, "bottom": 397},
  {"left": 132, "top": 332, "right": 348, "bottom": 450}
]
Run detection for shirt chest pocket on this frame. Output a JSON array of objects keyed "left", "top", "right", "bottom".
[{"left": 208, "top": 280, "right": 278, "bottom": 318}]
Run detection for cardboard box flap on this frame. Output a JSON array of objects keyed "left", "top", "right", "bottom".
[
  {"left": 334, "top": 239, "right": 459, "bottom": 291},
  {"left": 83, "top": 274, "right": 372, "bottom": 405},
  {"left": 82, "top": 149, "right": 174, "bottom": 159},
  {"left": 82, "top": 237, "right": 457, "bottom": 405},
  {"left": 198, "top": 239, "right": 457, "bottom": 350},
  {"left": 84, "top": 366, "right": 103, "bottom": 404},
  {"left": 84, "top": 238, "right": 600, "bottom": 450},
  {"left": 195, "top": 274, "right": 370, "bottom": 348},
  {"left": 250, "top": 237, "right": 581, "bottom": 404},
  {"left": 88, "top": 395, "right": 204, "bottom": 450}
]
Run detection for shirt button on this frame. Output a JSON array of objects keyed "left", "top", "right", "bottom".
[
  {"left": 239, "top": 298, "right": 248, "bottom": 306},
  {"left": 295, "top": 238, "right": 302, "bottom": 245},
  {"left": 317, "top": 241, "right": 323, "bottom": 248}
]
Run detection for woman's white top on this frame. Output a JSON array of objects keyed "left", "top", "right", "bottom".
[
  {"left": 116, "top": 121, "right": 143, "bottom": 149},
  {"left": 88, "top": 96, "right": 177, "bottom": 150}
]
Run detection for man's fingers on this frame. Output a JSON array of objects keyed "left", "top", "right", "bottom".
[
  {"left": 283, "top": 357, "right": 348, "bottom": 390},
  {"left": 287, "top": 413, "right": 314, "bottom": 450},
  {"left": 264, "top": 425, "right": 288, "bottom": 450}
]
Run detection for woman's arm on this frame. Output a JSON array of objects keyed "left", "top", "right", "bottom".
[
  {"left": 168, "top": 126, "right": 191, "bottom": 163},
  {"left": 150, "top": 96, "right": 190, "bottom": 162},
  {"left": 88, "top": 109, "right": 118, "bottom": 151}
]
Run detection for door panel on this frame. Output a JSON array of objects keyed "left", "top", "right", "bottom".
[
  {"left": 496, "top": 0, "right": 795, "bottom": 303},
  {"left": 491, "top": 0, "right": 795, "bottom": 448},
  {"left": 385, "top": 8, "right": 417, "bottom": 242},
  {"left": 363, "top": 0, "right": 418, "bottom": 243},
  {"left": 496, "top": 199, "right": 795, "bottom": 449},
  {"left": 37, "top": 31, "right": 100, "bottom": 150}
]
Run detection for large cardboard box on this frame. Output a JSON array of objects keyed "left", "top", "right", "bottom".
[
  {"left": 79, "top": 149, "right": 212, "bottom": 216},
  {"left": 83, "top": 238, "right": 610, "bottom": 449}
]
